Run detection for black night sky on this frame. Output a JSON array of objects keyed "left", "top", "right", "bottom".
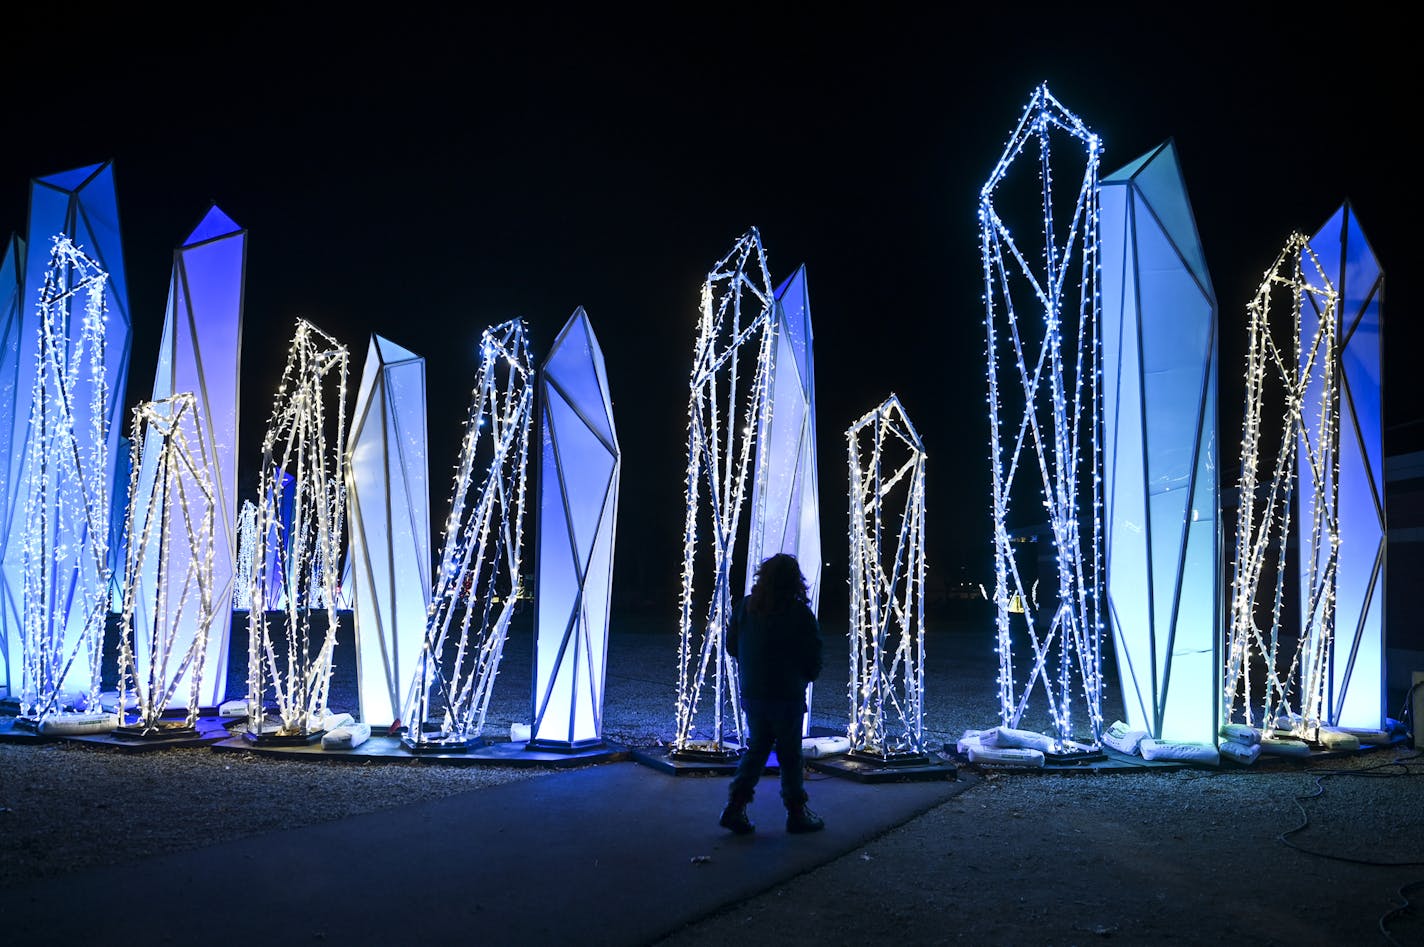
[{"left": 2, "top": 7, "right": 1414, "bottom": 619}]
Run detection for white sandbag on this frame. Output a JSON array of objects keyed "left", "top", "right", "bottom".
[
  {"left": 1318, "top": 727, "right": 1360, "bottom": 751},
  {"left": 1139, "top": 738, "right": 1219, "bottom": 765},
  {"left": 314, "top": 711, "right": 354, "bottom": 732},
  {"left": 510, "top": 722, "right": 532, "bottom": 741},
  {"left": 967, "top": 744, "right": 1045, "bottom": 768},
  {"left": 1338, "top": 727, "right": 1392, "bottom": 745},
  {"left": 37, "top": 712, "right": 120, "bottom": 736},
  {"left": 217, "top": 698, "right": 248, "bottom": 717},
  {"left": 1219, "top": 723, "right": 1260, "bottom": 746},
  {"left": 1259, "top": 735, "right": 1311, "bottom": 757},
  {"left": 994, "top": 726, "right": 1056, "bottom": 752},
  {"left": 1218, "top": 740, "right": 1260, "bottom": 765},
  {"left": 802, "top": 735, "right": 851, "bottom": 758},
  {"left": 322, "top": 722, "right": 371, "bottom": 750},
  {"left": 1101, "top": 720, "right": 1148, "bottom": 755},
  {"left": 956, "top": 727, "right": 1000, "bottom": 755}
]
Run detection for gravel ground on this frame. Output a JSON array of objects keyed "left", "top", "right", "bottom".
[{"left": 3, "top": 608, "right": 1422, "bottom": 945}]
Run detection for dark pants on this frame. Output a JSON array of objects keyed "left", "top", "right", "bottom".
[{"left": 729, "top": 699, "right": 806, "bottom": 806}]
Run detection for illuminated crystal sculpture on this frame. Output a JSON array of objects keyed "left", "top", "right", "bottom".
[
  {"left": 115, "top": 393, "right": 217, "bottom": 734},
  {"left": 135, "top": 205, "right": 244, "bottom": 708},
  {"left": 405, "top": 319, "right": 532, "bottom": 750},
  {"left": 1226, "top": 234, "right": 1339, "bottom": 736},
  {"left": 530, "top": 308, "right": 620, "bottom": 749},
  {"left": 16, "top": 237, "right": 114, "bottom": 722},
  {"left": 346, "top": 334, "right": 430, "bottom": 729},
  {"left": 846, "top": 395, "right": 928, "bottom": 760},
  {"left": 980, "top": 84, "right": 1105, "bottom": 747},
  {"left": 0, "top": 233, "right": 23, "bottom": 693},
  {"left": 744, "top": 264, "right": 821, "bottom": 737},
  {"left": 674, "top": 228, "right": 777, "bottom": 758},
  {"left": 1100, "top": 141, "right": 1220, "bottom": 743},
  {"left": 1308, "top": 203, "right": 1385, "bottom": 731},
  {"left": 3, "top": 162, "right": 130, "bottom": 698},
  {"left": 233, "top": 499, "right": 257, "bottom": 611},
  {"left": 245, "top": 320, "right": 349, "bottom": 741}
]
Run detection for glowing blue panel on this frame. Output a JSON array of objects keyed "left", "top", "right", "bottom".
[
  {"left": 136, "top": 206, "right": 244, "bottom": 708},
  {"left": 1101, "top": 140, "right": 1220, "bottom": 743},
  {"left": 1308, "top": 203, "right": 1385, "bottom": 729},
  {"left": 346, "top": 334, "right": 430, "bottom": 727},
  {"left": 531, "top": 307, "right": 619, "bottom": 748},
  {"left": 0, "top": 234, "right": 23, "bottom": 695},
  {"left": 2, "top": 162, "right": 131, "bottom": 699}
]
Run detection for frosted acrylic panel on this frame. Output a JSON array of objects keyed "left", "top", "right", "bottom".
[
  {"left": 347, "top": 335, "right": 430, "bottom": 727},
  {"left": 532, "top": 308, "right": 619, "bottom": 747},
  {"left": 1101, "top": 142, "right": 1219, "bottom": 743},
  {"left": 0, "top": 236, "right": 22, "bottom": 693}
]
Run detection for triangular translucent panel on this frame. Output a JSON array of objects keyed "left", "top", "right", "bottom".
[
  {"left": 544, "top": 309, "right": 615, "bottom": 450},
  {"left": 37, "top": 162, "right": 104, "bottom": 192},
  {"left": 1131, "top": 142, "right": 1211, "bottom": 296},
  {"left": 578, "top": 496, "right": 617, "bottom": 736},
  {"left": 374, "top": 333, "right": 420, "bottom": 366},
  {"left": 549, "top": 386, "right": 615, "bottom": 564},
  {"left": 1102, "top": 145, "right": 1157, "bottom": 184},
  {"left": 385, "top": 358, "right": 430, "bottom": 577},
  {"left": 185, "top": 204, "right": 242, "bottom": 246},
  {"left": 1332, "top": 552, "right": 1385, "bottom": 729},
  {"left": 1343, "top": 294, "right": 1383, "bottom": 492},
  {"left": 532, "top": 415, "right": 582, "bottom": 742}
]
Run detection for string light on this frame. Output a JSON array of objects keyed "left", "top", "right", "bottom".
[
  {"left": 245, "top": 319, "right": 350, "bottom": 740},
  {"left": 404, "top": 318, "right": 532, "bottom": 751},
  {"left": 846, "top": 395, "right": 927, "bottom": 760},
  {"left": 115, "top": 392, "right": 216, "bottom": 734},
  {"left": 17, "top": 235, "right": 112, "bottom": 724},
  {"left": 232, "top": 499, "right": 257, "bottom": 611},
  {"left": 980, "top": 84, "right": 1105, "bottom": 749},
  {"left": 1225, "top": 234, "right": 1339, "bottom": 739},
  {"left": 673, "top": 228, "right": 777, "bottom": 758}
]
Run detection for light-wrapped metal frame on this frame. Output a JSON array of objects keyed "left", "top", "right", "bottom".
[
  {"left": 405, "top": 318, "right": 532, "bottom": 750},
  {"left": 1309, "top": 203, "right": 1385, "bottom": 731},
  {"left": 530, "top": 307, "right": 620, "bottom": 749},
  {"left": 1100, "top": 140, "right": 1221, "bottom": 743},
  {"left": 980, "top": 83, "right": 1106, "bottom": 747},
  {"left": 673, "top": 228, "right": 776, "bottom": 759},
  {"left": 115, "top": 393, "right": 217, "bottom": 734},
  {"left": 846, "top": 395, "right": 928, "bottom": 760},
  {"left": 245, "top": 319, "right": 349, "bottom": 741},
  {"left": 1226, "top": 233, "right": 1339, "bottom": 736},
  {"left": 346, "top": 334, "right": 430, "bottom": 729},
  {"left": 17, "top": 236, "right": 113, "bottom": 722}
]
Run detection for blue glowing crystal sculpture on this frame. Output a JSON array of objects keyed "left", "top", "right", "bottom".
[
  {"left": 346, "top": 334, "right": 430, "bottom": 728},
  {"left": 1100, "top": 140, "right": 1220, "bottom": 743}
]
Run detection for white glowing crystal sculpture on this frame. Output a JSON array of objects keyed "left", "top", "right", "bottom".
[
  {"left": 980, "top": 84, "right": 1105, "bottom": 747},
  {"left": 1309, "top": 203, "right": 1385, "bottom": 731},
  {"left": 346, "top": 334, "right": 430, "bottom": 729},
  {"left": 674, "top": 228, "right": 777, "bottom": 757},
  {"left": 1226, "top": 234, "right": 1339, "bottom": 736},
  {"left": 3, "top": 162, "right": 131, "bottom": 699},
  {"left": 846, "top": 395, "right": 928, "bottom": 759},
  {"left": 530, "top": 307, "right": 620, "bottom": 749},
  {"left": 245, "top": 320, "right": 349, "bottom": 739},
  {"left": 116, "top": 393, "right": 217, "bottom": 733},
  {"left": 17, "top": 237, "right": 113, "bottom": 721},
  {"left": 1100, "top": 140, "right": 1221, "bottom": 743},
  {"left": 406, "top": 319, "right": 532, "bottom": 749},
  {"left": 136, "top": 205, "right": 245, "bottom": 708}
]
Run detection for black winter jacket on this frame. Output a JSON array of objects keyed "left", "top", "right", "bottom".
[{"left": 726, "top": 596, "right": 822, "bottom": 707}]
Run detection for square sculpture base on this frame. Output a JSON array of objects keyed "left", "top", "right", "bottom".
[{"left": 810, "top": 749, "right": 958, "bottom": 783}]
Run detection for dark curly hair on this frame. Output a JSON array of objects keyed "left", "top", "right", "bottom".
[{"left": 746, "top": 553, "right": 810, "bottom": 616}]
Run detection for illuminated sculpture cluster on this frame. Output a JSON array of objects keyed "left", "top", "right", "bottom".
[
  {"left": 1099, "top": 141, "right": 1221, "bottom": 743},
  {"left": 346, "top": 334, "right": 430, "bottom": 729},
  {"left": 245, "top": 320, "right": 349, "bottom": 740},
  {"left": 1310, "top": 204, "right": 1385, "bottom": 730},
  {"left": 406, "top": 318, "right": 532, "bottom": 750},
  {"left": 1226, "top": 234, "right": 1340, "bottom": 736},
  {"left": 530, "top": 308, "right": 620, "bottom": 749},
  {"left": 674, "top": 228, "right": 777, "bottom": 758},
  {"left": 115, "top": 393, "right": 217, "bottom": 734},
  {"left": 980, "top": 84, "right": 1105, "bottom": 747},
  {"left": 846, "top": 395, "right": 928, "bottom": 760},
  {"left": 17, "top": 236, "right": 113, "bottom": 721}
]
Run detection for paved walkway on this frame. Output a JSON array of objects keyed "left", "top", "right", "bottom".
[{"left": 0, "top": 759, "right": 971, "bottom": 945}]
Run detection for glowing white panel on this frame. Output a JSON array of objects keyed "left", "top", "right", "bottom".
[
  {"left": 346, "top": 334, "right": 430, "bottom": 728},
  {"left": 847, "top": 395, "right": 927, "bottom": 759},
  {"left": 531, "top": 307, "right": 620, "bottom": 749},
  {"left": 138, "top": 206, "right": 244, "bottom": 708},
  {"left": 1308, "top": 204, "right": 1385, "bottom": 730},
  {"left": 1100, "top": 141, "right": 1220, "bottom": 743},
  {"left": 3, "top": 163, "right": 131, "bottom": 699}
]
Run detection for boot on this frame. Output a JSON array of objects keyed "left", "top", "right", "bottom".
[
  {"left": 785, "top": 801, "right": 825, "bottom": 834},
  {"left": 719, "top": 790, "right": 755, "bottom": 835}
]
